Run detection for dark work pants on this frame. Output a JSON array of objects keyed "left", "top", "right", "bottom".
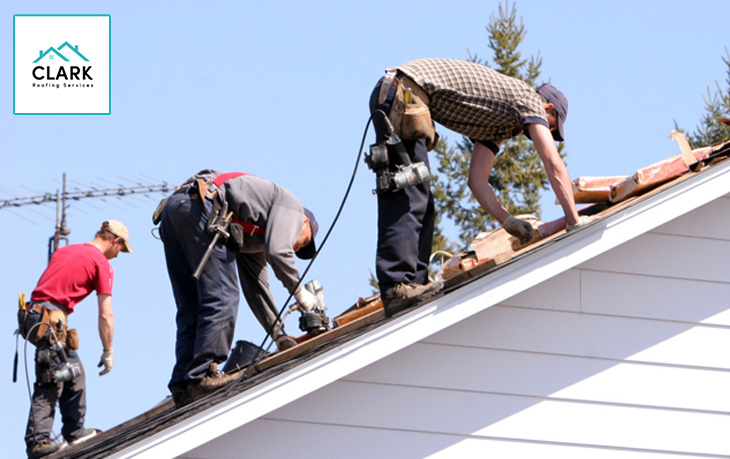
[
  {"left": 160, "top": 191, "right": 239, "bottom": 388},
  {"left": 25, "top": 347, "right": 86, "bottom": 452},
  {"left": 369, "top": 77, "right": 435, "bottom": 292}
]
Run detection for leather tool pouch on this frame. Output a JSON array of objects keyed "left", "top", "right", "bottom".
[
  {"left": 46, "top": 309, "right": 68, "bottom": 347},
  {"left": 18, "top": 306, "right": 69, "bottom": 347},
  {"left": 390, "top": 76, "right": 438, "bottom": 151},
  {"left": 66, "top": 329, "right": 79, "bottom": 350},
  {"left": 18, "top": 307, "right": 45, "bottom": 344}
]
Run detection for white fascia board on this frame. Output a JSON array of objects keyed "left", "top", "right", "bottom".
[{"left": 112, "top": 160, "right": 730, "bottom": 459}]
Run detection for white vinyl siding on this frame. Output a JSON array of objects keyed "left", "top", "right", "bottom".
[{"left": 183, "top": 194, "right": 730, "bottom": 459}]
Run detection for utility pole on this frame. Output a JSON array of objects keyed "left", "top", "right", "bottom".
[{"left": 0, "top": 173, "right": 170, "bottom": 262}]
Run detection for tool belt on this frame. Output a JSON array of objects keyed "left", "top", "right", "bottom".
[
  {"left": 17, "top": 295, "right": 78, "bottom": 350},
  {"left": 210, "top": 173, "right": 266, "bottom": 237},
  {"left": 379, "top": 70, "right": 439, "bottom": 151},
  {"left": 153, "top": 173, "right": 266, "bottom": 241}
]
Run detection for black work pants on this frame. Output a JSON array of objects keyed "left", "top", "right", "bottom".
[
  {"left": 25, "top": 347, "right": 86, "bottom": 452},
  {"left": 369, "top": 77, "right": 435, "bottom": 292},
  {"left": 160, "top": 191, "right": 239, "bottom": 389}
]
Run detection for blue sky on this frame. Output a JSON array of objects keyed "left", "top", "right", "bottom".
[{"left": 2, "top": 1, "right": 729, "bottom": 457}]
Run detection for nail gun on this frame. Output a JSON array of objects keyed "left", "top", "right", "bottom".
[
  {"left": 365, "top": 109, "right": 430, "bottom": 194},
  {"left": 290, "top": 280, "right": 331, "bottom": 336}
]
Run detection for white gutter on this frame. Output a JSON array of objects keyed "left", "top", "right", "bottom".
[{"left": 111, "top": 159, "right": 730, "bottom": 459}]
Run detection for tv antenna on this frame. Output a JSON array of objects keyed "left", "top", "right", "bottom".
[{"left": 0, "top": 172, "right": 169, "bottom": 262}]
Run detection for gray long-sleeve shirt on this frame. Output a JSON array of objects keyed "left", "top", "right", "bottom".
[{"left": 214, "top": 173, "right": 305, "bottom": 294}]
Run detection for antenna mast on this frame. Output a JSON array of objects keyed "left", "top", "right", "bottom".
[
  {"left": 0, "top": 173, "right": 169, "bottom": 262},
  {"left": 48, "top": 173, "right": 71, "bottom": 262}
]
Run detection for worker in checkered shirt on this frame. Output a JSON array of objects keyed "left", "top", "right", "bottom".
[{"left": 369, "top": 57, "right": 589, "bottom": 316}]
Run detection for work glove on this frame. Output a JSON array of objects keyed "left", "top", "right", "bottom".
[
  {"left": 566, "top": 215, "right": 594, "bottom": 232},
  {"left": 98, "top": 349, "right": 113, "bottom": 376},
  {"left": 502, "top": 215, "right": 534, "bottom": 245},
  {"left": 293, "top": 285, "right": 318, "bottom": 313}
]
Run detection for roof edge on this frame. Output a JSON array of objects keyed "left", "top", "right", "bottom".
[{"left": 112, "top": 159, "right": 730, "bottom": 459}]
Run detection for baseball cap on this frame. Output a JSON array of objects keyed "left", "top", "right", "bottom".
[
  {"left": 295, "top": 208, "right": 318, "bottom": 260},
  {"left": 104, "top": 220, "right": 133, "bottom": 253},
  {"left": 536, "top": 83, "right": 568, "bottom": 141}
]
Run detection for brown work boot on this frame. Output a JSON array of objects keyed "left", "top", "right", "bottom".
[
  {"left": 28, "top": 442, "right": 61, "bottom": 459},
  {"left": 381, "top": 281, "right": 442, "bottom": 318},
  {"left": 188, "top": 363, "right": 237, "bottom": 401}
]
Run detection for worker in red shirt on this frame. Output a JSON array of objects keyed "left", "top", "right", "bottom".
[{"left": 22, "top": 220, "right": 132, "bottom": 459}]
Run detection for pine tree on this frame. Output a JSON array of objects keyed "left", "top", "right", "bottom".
[
  {"left": 682, "top": 48, "right": 730, "bottom": 147},
  {"left": 431, "top": 0, "right": 563, "bottom": 249}
]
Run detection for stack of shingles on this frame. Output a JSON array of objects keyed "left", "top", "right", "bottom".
[{"left": 440, "top": 133, "right": 730, "bottom": 283}]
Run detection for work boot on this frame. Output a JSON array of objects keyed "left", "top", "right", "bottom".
[
  {"left": 70, "top": 428, "right": 99, "bottom": 446},
  {"left": 275, "top": 335, "right": 297, "bottom": 352},
  {"left": 169, "top": 382, "right": 194, "bottom": 408},
  {"left": 188, "top": 363, "right": 237, "bottom": 401},
  {"left": 28, "top": 442, "right": 61, "bottom": 459},
  {"left": 381, "top": 281, "right": 443, "bottom": 318}
]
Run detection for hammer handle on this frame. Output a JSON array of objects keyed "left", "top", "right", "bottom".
[
  {"left": 191, "top": 211, "right": 233, "bottom": 281},
  {"left": 192, "top": 233, "right": 220, "bottom": 280}
]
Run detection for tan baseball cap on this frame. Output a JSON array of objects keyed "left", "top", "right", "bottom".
[{"left": 104, "top": 220, "right": 133, "bottom": 253}]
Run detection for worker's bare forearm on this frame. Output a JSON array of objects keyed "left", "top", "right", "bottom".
[
  {"left": 547, "top": 162, "right": 579, "bottom": 225},
  {"left": 527, "top": 124, "right": 579, "bottom": 225},
  {"left": 97, "top": 294, "right": 115, "bottom": 351},
  {"left": 468, "top": 142, "right": 509, "bottom": 223}
]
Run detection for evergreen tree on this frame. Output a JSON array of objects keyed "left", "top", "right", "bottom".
[
  {"left": 682, "top": 48, "right": 730, "bottom": 147},
  {"left": 431, "top": 0, "right": 564, "bottom": 249}
]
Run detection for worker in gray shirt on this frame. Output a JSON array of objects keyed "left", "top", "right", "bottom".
[{"left": 159, "top": 170, "right": 318, "bottom": 407}]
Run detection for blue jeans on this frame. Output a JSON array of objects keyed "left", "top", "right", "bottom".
[{"left": 160, "top": 191, "right": 239, "bottom": 388}]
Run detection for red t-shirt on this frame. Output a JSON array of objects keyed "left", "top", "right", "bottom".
[{"left": 31, "top": 243, "right": 114, "bottom": 314}]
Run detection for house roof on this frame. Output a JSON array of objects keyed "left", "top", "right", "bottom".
[
  {"left": 55, "top": 141, "right": 730, "bottom": 459},
  {"left": 57, "top": 42, "right": 89, "bottom": 61},
  {"left": 33, "top": 47, "right": 69, "bottom": 63}
]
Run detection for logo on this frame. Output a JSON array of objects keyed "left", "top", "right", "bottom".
[
  {"left": 14, "top": 15, "right": 110, "bottom": 115},
  {"left": 32, "top": 41, "right": 93, "bottom": 84}
]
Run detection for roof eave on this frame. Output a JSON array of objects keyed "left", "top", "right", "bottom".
[{"left": 111, "top": 158, "right": 730, "bottom": 459}]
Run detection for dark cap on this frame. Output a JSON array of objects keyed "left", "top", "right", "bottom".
[
  {"left": 536, "top": 83, "right": 568, "bottom": 141},
  {"left": 295, "top": 207, "right": 319, "bottom": 260}
]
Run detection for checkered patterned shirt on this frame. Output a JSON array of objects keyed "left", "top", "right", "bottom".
[{"left": 392, "top": 58, "right": 548, "bottom": 146}]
